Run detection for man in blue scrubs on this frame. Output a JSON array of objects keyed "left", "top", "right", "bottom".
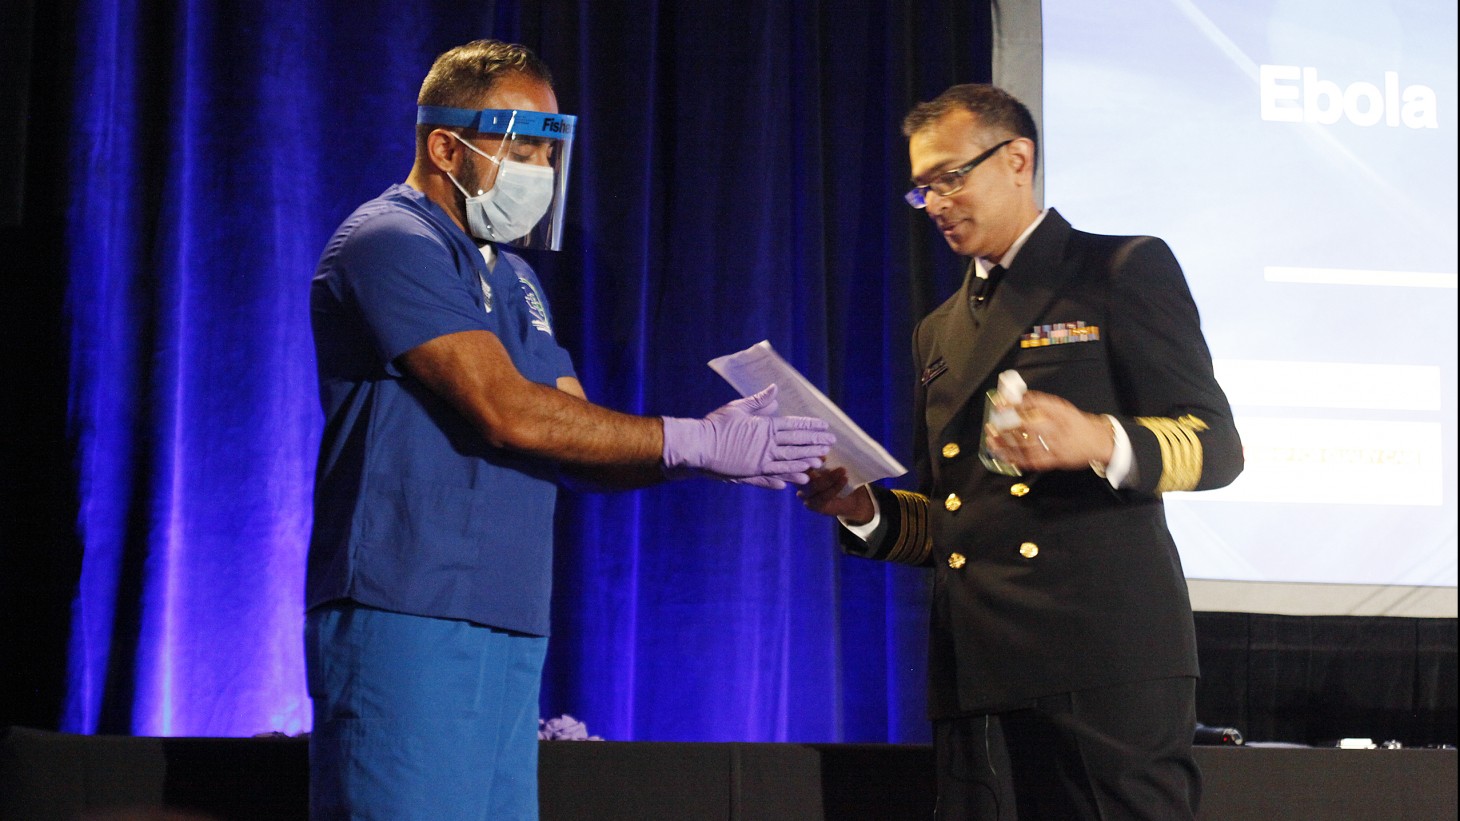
[{"left": 306, "top": 40, "right": 833, "bottom": 820}]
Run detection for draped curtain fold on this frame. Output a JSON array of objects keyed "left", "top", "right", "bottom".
[{"left": 62, "top": 0, "right": 989, "bottom": 740}]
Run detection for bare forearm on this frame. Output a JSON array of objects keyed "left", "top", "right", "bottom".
[
  {"left": 398, "top": 330, "right": 833, "bottom": 486},
  {"left": 490, "top": 380, "right": 664, "bottom": 465},
  {"left": 400, "top": 330, "right": 664, "bottom": 467}
]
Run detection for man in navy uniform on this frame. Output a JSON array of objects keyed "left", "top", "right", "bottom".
[{"left": 800, "top": 84, "right": 1242, "bottom": 820}]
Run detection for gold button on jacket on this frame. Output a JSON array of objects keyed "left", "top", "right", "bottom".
[
  {"left": 941, "top": 443, "right": 961, "bottom": 459},
  {"left": 1019, "top": 542, "right": 1039, "bottom": 558},
  {"left": 948, "top": 552, "right": 966, "bottom": 569},
  {"left": 944, "top": 493, "right": 962, "bottom": 511},
  {"left": 1010, "top": 482, "right": 1030, "bottom": 497}
]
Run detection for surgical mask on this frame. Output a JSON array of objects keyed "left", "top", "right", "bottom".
[{"left": 446, "top": 132, "right": 556, "bottom": 243}]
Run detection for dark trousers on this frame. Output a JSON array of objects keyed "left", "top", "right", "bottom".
[{"left": 933, "top": 677, "right": 1201, "bottom": 821}]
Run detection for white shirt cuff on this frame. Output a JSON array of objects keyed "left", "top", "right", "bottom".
[
  {"left": 839, "top": 490, "right": 882, "bottom": 540},
  {"left": 1091, "top": 415, "right": 1134, "bottom": 489}
]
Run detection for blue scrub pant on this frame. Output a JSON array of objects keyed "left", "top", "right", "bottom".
[{"left": 305, "top": 603, "right": 548, "bottom": 821}]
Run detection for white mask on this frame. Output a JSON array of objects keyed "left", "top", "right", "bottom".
[{"left": 446, "top": 132, "right": 556, "bottom": 243}]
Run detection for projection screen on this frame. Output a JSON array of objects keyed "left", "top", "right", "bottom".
[{"left": 994, "top": 0, "right": 1458, "bottom": 616}]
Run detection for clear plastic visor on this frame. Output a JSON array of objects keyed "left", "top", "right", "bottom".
[{"left": 418, "top": 106, "right": 576, "bottom": 251}]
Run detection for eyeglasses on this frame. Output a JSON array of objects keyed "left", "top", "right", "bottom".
[{"left": 904, "top": 139, "right": 1014, "bottom": 208}]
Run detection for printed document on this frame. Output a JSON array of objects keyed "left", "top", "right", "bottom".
[{"left": 709, "top": 340, "right": 907, "bottom": 491}]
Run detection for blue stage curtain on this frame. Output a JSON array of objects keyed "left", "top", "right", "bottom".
[{"left": 62, "top": 0, "right": 988, "bottom": 741}]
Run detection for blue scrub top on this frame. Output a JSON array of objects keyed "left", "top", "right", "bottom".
[{"left": 307, "top": 184, "right": 577, "bottom": 636}]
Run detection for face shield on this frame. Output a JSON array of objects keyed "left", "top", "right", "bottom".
[{"left": 417, "top": 105, "right": 576, "bottom": 251}]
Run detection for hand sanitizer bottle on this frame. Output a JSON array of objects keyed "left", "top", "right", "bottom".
[{"left": 979, "top": 370, "right": 1025, "bottom": 476}]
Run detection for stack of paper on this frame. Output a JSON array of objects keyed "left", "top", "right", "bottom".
[{"left": 709, "top": 340, "right": 907, "bottom": 491}]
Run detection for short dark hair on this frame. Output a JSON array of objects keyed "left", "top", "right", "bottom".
[
  {"left": 415, "top": 40, "right": 553, "bottom": 149},
  {"left": 902, "top": 84, "right": 1039, "bottom": 173}
]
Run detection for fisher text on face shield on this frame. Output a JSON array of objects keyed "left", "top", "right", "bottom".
[{"left": 540, "top": 116, "right": 573, "bottom": 135}]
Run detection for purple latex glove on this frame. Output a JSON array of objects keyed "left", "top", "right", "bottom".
[{"left": 662, "top": 384, "right": 835, "bottom": 489}]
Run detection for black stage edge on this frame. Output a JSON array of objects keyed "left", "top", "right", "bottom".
[{"left": 3, "top": 727, "right": 1456, "bottom": 820}]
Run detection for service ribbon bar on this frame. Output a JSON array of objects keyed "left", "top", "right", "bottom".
[{"left": 1020, "top": 321, "right": 1100, "bottom": 348}]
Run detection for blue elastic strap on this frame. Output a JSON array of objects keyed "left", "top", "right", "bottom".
[{"left": 416, "top": 106, "right": 576, "bottom": 139}]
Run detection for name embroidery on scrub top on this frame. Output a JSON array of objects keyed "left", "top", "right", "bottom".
[{"left": 517, "top": 274, "right": 553, "bottom": 335}]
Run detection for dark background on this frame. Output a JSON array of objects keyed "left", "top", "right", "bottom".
[{"left": 3, "top": 0, "right": 79, "bottom": 731}]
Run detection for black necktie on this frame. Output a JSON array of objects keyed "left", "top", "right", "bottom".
[{"left": 971, "top": 264, "right": 1005, "bottom": 321}]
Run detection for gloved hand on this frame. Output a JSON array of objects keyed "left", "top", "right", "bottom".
[{"left": 662, "top": 384, "right": 835, "bottom": 489}]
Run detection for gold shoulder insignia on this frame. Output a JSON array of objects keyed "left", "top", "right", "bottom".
[
  {"left": 887, "top": 489, "right": 933, "bottom": 566},
  {"left": 1135, "top": 415, "right": 1209, "bottom": 493}
]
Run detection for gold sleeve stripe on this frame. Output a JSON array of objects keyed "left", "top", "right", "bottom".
[
  {"left": 1135, "top": 415, "right": 1210, "bottom": 493},
  {"left": 1141, "top": 418, "right": 1191, "bottom": 493},
  {"left": 887, "top": 489, "right": 933, "bottom": 566}
]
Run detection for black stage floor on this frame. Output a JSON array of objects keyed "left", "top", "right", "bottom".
[{"left": 3, "top": 727, "right": 1455, "bottom": 820}]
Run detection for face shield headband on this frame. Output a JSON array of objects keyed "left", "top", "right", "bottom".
[{"left": 418, "top": 106, "right": 576, "bottom": 251}]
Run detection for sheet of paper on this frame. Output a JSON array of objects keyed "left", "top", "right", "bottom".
[{"left": 708, "top": 340, "right": 907, "bottom": 491}]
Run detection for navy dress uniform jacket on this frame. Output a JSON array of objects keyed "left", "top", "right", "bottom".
[{"left": 842, "top": 209, "right": 1243, "bottom": 719}]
